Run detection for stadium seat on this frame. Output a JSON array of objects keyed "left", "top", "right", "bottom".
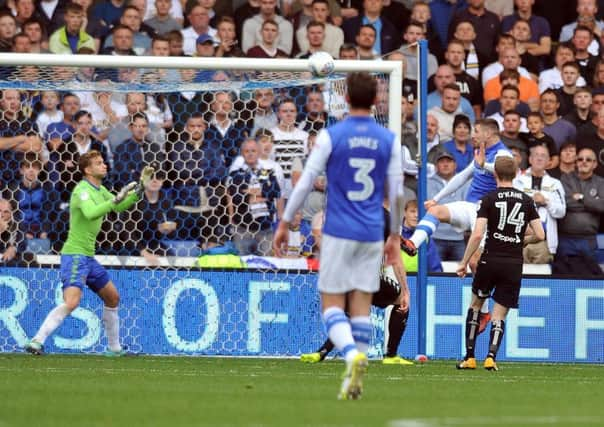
[
  {"left": 162, "top": 240, "right": 202, "bottom": 257},
  {"left": 25, "top": 238, "right": 51, "bottom": 255}
]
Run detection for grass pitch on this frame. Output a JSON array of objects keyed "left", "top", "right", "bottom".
[{"left": 1, "top": 354, "right": 602, "bottom": 427}]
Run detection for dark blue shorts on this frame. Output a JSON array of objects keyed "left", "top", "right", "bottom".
[{"left": 60, "top": 255, "right": 110, "bottom": 293}]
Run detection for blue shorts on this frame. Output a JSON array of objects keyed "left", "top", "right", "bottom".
[{"left": 60, "top": 255, "right": 110, "bottom": 293}]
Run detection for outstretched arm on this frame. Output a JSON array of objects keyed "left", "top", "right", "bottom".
[{"left": 432, "top": 162, "right": 475, "bottom": 203}]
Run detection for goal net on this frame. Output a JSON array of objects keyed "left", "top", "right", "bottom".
[{"left": 0, "top": 53, "right": 404, "bottom": 357}]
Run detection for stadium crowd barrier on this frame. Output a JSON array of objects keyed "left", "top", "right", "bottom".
[{"left": 0, "top": 267, "right": 601, "bottom": 362}]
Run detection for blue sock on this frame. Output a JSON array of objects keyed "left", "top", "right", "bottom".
[
  {"left": 350, "top": 316, "right": 372, "bottom": 354},
  {"left": 323, "top": 307, "right": 357, "bottom": 362}
]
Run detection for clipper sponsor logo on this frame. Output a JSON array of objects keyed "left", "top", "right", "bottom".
[{"left": 493, "top": 232, "right": 521, "bottom": 243}]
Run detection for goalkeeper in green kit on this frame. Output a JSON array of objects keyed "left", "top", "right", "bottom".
[{"left": 25, "top": 151, "right": 154, "bottom": 356}]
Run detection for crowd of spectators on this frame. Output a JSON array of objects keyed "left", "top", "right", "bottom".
[{"left": 0, "top": 0, "right": 603, "bottom": 275}]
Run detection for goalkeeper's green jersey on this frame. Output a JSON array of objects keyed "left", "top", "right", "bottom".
[{"left": 61, "top": 179, "right": 139, "bottom": 256}]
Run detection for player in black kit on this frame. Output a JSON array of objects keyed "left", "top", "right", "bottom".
[
  {"left": 456, "top": 156, "right": 545, "bottom": 371},
  {"left": 301, "top": 207, "right": 412, "bottom": 364}
]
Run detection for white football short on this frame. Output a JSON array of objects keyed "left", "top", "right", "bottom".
[
  {"left": 446, "top": 200, "right": 486, "bottom": 248},
  {"left": 446, "top": 201, "right": 478, "bottom": 232},
  {"left": 318, "top": 234, "right": 383, "bottom": 294}
]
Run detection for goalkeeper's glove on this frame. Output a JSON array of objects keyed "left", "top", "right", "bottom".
[
  {"left": 135, "top": 165, "right": 156, "bottom": 196},
  {"left": 113, "top": 182, "right": 137, "bottom": 204}
]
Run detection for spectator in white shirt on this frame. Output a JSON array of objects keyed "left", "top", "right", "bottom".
[{"left": 180, "top": 4, "right": 216, "bottom": 56}]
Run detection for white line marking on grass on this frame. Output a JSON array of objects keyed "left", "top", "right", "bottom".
[{"left": 389, "top": 416, "right": 604, "bottom": 426}]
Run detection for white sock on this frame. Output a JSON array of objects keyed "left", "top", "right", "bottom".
[
  {"left": 411, "top": 214, "right": 440, "bottom": 248},
  {"left": 480, "top": 299, "right": 489, "bottom": 314},
  {"left": 410, "top": 228, "right": 429, "bottom": 248},
  {"left": 33, "top": 303, "right": 71, "bottom": 344},
  {"left": 350, "top": 316, "right": 372, "bottom": 354},
  {"left": 322, "top": 307, "right": 358, "bottom": 363},
  {"left": 103, "top": 306, "right": 121, "bottom": 352}
]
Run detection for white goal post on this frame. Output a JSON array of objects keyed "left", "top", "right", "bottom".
[{"left": 0, "top": 52, "right": 402, "bottom": 137}]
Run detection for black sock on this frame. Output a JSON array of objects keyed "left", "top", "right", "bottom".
[
  {"left": 317, "top": 339, "right": 335, "bottom": 360},
  {"left": 386, "top": 305, "right": 409, "bottom": 357},
  {"left": 487, "top": 320, "right": 505, "bottom": 359},
  {"left": 465, "top": 308, "right": 480, "bottom": 359}
]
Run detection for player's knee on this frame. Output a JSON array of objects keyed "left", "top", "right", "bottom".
[
  {"left": 106, "top": 294, "right": 119, "bottom": 308},
  {"left": 394, "top": 302, "right": 409, "bottom": 314},
  {"left": 102, "top": 291, "right": 120, "bottom": 308},
  {"left": 63, "top": 297, "right": 80, "bottom": 312},
  {"left": 428, "top": 205, "right": 447, "bottom": 221}
]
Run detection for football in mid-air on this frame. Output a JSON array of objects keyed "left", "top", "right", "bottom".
[{"left": 308, "top": 51, "right": 335, "bottom": 77}]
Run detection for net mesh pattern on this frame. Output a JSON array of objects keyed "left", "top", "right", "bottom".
[{"left": 0, "top": 60, "right": 391, "bottom": 355}]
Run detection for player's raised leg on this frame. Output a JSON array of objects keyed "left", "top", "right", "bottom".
[{"left": 404, "top": 204, "right": 451, "bottom": 256}]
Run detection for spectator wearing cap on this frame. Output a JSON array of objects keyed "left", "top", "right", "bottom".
[
  {"left": 181, "top": 4, "right": 216, "bottom": 56},
  {"left": 427, "top": 150, "right": 470, "bottom": 262},
  {"left": 48, "top": 3, "right": 95, "bottom": 54},
  {"left": 441, "top": 114, "right": 473, "bottom": 173},
  {"left": 195, "top": 33, "right": 216, "bottom": 57},
  {"left": 241, "top": 0, "right": 293, "bottom": 56}
]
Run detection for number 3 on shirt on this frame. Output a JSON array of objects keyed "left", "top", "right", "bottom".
[{"left": 347, "top": 158, "right": 375, "bottom": 201}]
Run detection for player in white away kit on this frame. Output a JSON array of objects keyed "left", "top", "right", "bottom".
[
  {"left": 401, "top": 118, "right": 513, "bottom": 331},
  {"left": 274, "top": 72, "right": 404, "bottom": 400}
]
